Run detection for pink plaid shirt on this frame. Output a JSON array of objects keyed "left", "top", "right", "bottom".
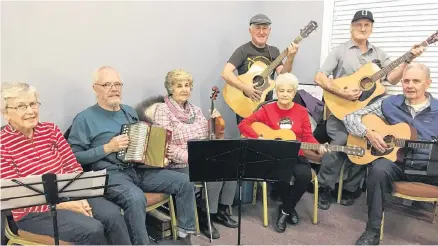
[{"left": 154, "top": 103, "right": 208, "bottom": 168}]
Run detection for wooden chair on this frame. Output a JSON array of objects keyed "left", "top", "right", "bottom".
[
  {"left": 4, "top": 193, "right": 178, "bottom": 245},
  {"left": 380, "top": 182, "right": 438, "bottom": 241},
  {"left": 252, "top": 168, "right": 319, "bottom": 227}
]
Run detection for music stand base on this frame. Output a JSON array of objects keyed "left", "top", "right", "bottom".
[{"left": 237, "top": 178, "right": 242, "bottom": 245}]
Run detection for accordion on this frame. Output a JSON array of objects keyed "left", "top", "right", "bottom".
[{"left": 117, "top": 122, "right": 172, "bottom": 168}]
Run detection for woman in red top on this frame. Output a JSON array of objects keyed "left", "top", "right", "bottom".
[
  {"left": 239, "top": 73, "right": 327, "bottom": 233},
  {"left": 0, "top": 82, "right": 130, "bottom": 245}
]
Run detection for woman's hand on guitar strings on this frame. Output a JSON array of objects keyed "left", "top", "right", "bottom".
[{"left": 365, "top": 129, "right": 387, "bottom": 153}]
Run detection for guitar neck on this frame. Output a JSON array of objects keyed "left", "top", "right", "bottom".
[
  {"left": 395, "top": 138, "right": 432, "bottom": 149},
  {"left": 370, "top": 41, "right": 428, "bottom": 82},
  {"left": 261, "top": 36, "right": 303, "bottom": 78},
  {"left": 301, "top": 142, "right": 349, "bottom": 153}
]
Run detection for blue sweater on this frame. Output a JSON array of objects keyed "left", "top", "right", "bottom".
[
  {"left": 382, "top": 95, "right": 438, "bottom": 171},
  {"left": 67, "top": 104, "right": 138, "bottom": 171}
]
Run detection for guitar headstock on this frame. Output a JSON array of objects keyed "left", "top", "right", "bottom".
[
  {"left": 300, "top": 21, "right": 318, "bottom": 38},
  {"left": 210, "top": 86, "right": 220, "bottom": 101},
  {"left": 426, "top": 31, "right": 438, "bottom": 46},
  {"left": 347, "top": 146, "right": 365, "bottom": 157}
]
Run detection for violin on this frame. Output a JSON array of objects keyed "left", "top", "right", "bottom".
[{"left": 210, "top": 86, "right": 225, "bottom": 140}]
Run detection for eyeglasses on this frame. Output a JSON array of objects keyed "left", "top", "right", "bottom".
[
  {"left": 6, "top": 102, "right": 41, "bottom": 112},
  {"left": 95, "top": 82, "right": 123, "bottom": 90}
]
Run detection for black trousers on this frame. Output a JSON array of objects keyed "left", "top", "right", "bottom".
[
  {"left": 276, "top": 156, "right": 313, "bottom": 214},
  {"left": 367, "top": 158, "right": 438, "bottom": 230},
  {"left": 16, "top": 197, "right": 131, "bottom": 245}
]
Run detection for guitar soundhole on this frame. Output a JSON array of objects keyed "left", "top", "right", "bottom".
[
  {"left": 370, "top": 135, "right": 395, "bottom": 156},
  {"left": 359, "top": 77, "right": 374, "bottom": 91},
  {"left": 253, "top": 75, "right": 265, "bottom": 88},
  {"left": 358, "top": 77, "right": 377, "bottom": 102}
]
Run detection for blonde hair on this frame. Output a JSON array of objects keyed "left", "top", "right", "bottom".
[
  {"left": 164, "top": 69, "right": 193, "bottom": 95},
  {"left": 275, "top": 73, "right": 299, "bottom": 91},
  {"left": 1, "top": 82, "right": 39, "bottom": 112}
]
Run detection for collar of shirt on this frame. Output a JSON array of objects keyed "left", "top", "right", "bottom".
[
  {"left": 3, "top": 122, "right": 42, "bottom": 136},
  {"left": 404, "top": 94, "right": 431, "bottom": 117},
  {"left": 347, "top": 39, "right": 374, "bottom": 53}
]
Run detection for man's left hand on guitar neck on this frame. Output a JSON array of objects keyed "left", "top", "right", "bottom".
[{"left": 407, "top": 44, "right": 425, "bottom": 63}]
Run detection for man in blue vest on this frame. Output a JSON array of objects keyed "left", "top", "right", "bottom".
[{"left": 343, "top": 63, "right": 438, "bottom": 245}]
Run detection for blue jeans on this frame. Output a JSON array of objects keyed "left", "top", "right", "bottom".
[
  {"left": 105, "top": 167, "right": 196, "bottom": 245},
  {"left": 16, "top": 197, "right": 130, "bottom": 245}
]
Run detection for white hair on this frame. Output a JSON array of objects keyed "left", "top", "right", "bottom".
[
  {"left": 405, "top": 62, "right": 431, "bottom": 79},
  {"left": 1, "top": 82, "right": 39, "bottom": 112},
  {"left": 92, "top": 66, "right": 121, "bottom": 84},
  {"left": 275, "top": 73, "right": 299, "bottom": 91}
]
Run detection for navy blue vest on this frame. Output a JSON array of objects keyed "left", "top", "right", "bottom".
[{"left": 382, "top": 94, "right": 438, "bottom": 171}]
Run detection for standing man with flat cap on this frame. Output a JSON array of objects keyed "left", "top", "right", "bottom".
[
  {"left": 222, "top": 14, "right": 299, "bottom": 124},
  {"left": 314, "top": 10, "right": 425, "bottom": 210}
]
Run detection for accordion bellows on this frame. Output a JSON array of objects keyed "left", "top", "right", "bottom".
[{"left": 117, "top": 122, "right": 172, "bottom": 168}]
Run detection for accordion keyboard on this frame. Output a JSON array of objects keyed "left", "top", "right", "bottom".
[{"left": 117, "top": 123, "right": 150, "bottom": 162}]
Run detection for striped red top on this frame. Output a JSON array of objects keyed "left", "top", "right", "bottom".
[{"left": 0, "top": 122, "right": 83, "bottom": 221}]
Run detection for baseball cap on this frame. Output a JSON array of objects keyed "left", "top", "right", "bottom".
[
  {"left": 250, "top": 14, "right": 272, "bottom": 25},
  {"left": 351, "top": 10, "right": 374, "bottom": 23}
]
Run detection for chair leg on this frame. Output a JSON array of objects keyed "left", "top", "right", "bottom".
[
  {"left": 313, "top": 176, "right": 319, "bottom": 225},
  {"left": 337, "top": 162, "right": 346, "bottom": 204},
  {"left": 203, "top": 182, "right": 213, "bottom": 243},
  {"left": 432, "top": 201, "right": 437, "bottom": 223},
  {"left": 252, "top": 181, "right": 258, "bottom": 205},
  {"left": 262, "top": 182, "right": 268, "bottom": 227},
  {"left": 194, "top": 200, "right": 200, "bottom": 235},
  {"left": 380, "top": 211, "right": 384, "bottom": 241},
  {"left": 169, "top": 196, "right": 178, "bottom": 241}
]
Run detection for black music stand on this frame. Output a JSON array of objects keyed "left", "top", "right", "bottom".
[
  {"left": 403, "top": 139, "right": 438, "bottom": 176},
  {"left": 1, "top": 170, "right": 110, "bottom": 245},
  {"left": 188, "top": 138, "right": 301, "bottom": 245}
]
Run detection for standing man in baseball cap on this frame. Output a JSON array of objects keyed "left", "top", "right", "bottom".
[
  {"left": 221, "top": 14, "right": 299, "bottom": 124},
  {"left": 313, "top": 10, "right": 425, "bottom": 212}
]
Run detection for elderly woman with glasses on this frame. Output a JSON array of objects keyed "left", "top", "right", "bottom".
[
  {"left": 0, "top": 82, "right": 131, "bottom": 245},
  {"left": 238, "top": 73, "right": 328, "bottom": 233},
  {"left": 144, "top": 69, "right": 238, "bottom": 239}
]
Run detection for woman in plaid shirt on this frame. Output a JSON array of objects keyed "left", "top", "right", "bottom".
[{"left": 153, "top": 69, "right": 238, "bottom": 239}]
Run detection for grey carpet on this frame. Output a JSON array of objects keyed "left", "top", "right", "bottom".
[{"left": 161, "top": 192, "right": 438, "bottom": 245}]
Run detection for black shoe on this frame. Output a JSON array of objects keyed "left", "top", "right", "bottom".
[
  {"left": 200, "top": 220, "right": 220, "bottom": 239},
  {"left": 318, "top": 186, "right": 331, "bottom": 210},
  {"left": 211, "top": 204, "right": 238, "bottom": 228},
  {"left": 275, "top": 206, "right": 288, "bottom": 233},
  {"left": 177, "top": 234, "right": 192, "bottom": 245},
  {"left": 287, "top": 208, "right": 299, "bottom": 225},
  {"left": 355, "top": 228, "right": 380, "bottom": 245},
  {"left": 340, "top": 190, "right": 355, "bottom": 206},
  {"left": 197, "top": 207, "right": 220, "bottom": 239}
]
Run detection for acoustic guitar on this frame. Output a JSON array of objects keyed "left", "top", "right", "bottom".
[
  {"left": 223, "top": 21, "right": 318, "bottom": 118},
  {"left": 324, "top": 31, "right": 438, "bottom": 120},
  {"left": 347, "top": 114, "right": 434, "bottom": 165},
  {"left": 250, "top": 122, "right": 365, "bottom": 157}
]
